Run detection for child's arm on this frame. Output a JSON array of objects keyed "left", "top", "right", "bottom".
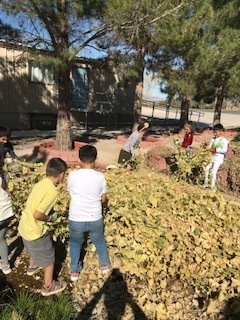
[
  {"left": 34, "top": 209, "right": 57, "bottom": 222},
  {"left": 7, "top": 142, "right": 18, "bottom": 159},
  {"left": 34, "top": 210, "right": 49, "bottom": 222},
  {"left": 101, "top": 193, "right": 107, "bottom": 203},
  {"left": 216, "top": 139, "right": 229, "bottom": 154},
  {"left": 101, "top": 176, "right": 107, "bottom": 204},
  {"left": 33, "top": 192, "right": 58, "bottom": 222},
  {"left": 209, "top": 138, "right": 229, "bottom": 154}
]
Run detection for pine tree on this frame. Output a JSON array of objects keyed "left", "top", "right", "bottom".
[
  {"left": 194, "top": 0, "right": 240, "bottom": 125},
  {"left": 153, "top": 0, "right": 214, "bottom": 129},
  {"left": 101, "top": 0, "right": 186, "bottom": 128},
  {"left": 0, "top": 18, "right": 22, "bottom": 41},
  {"left": 0, "top": 0, "right": 108, "bottom": 150}
]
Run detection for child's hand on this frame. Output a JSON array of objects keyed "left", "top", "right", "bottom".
[
  {"left": 203, "top": 142, "right": 209, "bottom": 149},
  {"left": 48, "top": 212, "right": 58, "bottom": 223},
  {"left": 173, "top": 137, "right": 179, "bottom": 145},
  {"left": 210, "top": 148, "right": 216, "bottom": 153}
]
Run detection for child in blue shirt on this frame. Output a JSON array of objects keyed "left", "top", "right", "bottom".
[{"left": 0, "top": 127, "right": 18, "bottom": 160}]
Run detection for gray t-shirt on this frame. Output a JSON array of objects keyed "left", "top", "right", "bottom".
[{"left": 123, "top": 131, "right": 142, "bottom": 155}]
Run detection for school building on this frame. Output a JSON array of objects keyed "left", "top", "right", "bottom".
[{"left": 0, "top": 40, "right": 136, "bottom": 130}]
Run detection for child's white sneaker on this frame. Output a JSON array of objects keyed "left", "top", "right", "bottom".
[
  {"left": 101, "top": 265, "right": 111, "bottom": 275},
  {"left": 0, "top": 262, "right": 12, "bottom": 275},
  {"left": 70, "top": 272, "right": 79, "bottom": 281}
]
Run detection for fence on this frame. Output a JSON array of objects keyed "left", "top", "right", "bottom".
[{"left": 142, "top": 100, "right": 205, "bottom": 124}]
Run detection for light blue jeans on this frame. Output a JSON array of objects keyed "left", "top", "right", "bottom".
[
  {"left": 69, "top": 218, "right": 110, "bottom": 273},
  {"left": 0, "top": 219, "right": 11, "bottom": 265}
]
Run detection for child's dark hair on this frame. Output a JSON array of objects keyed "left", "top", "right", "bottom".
[
  {"left": 137, "top": 122, "right": 149, "bottom": 132},
  {"left": 0, "top": 127, "right": 11, "bottom": 138},
  {"left": 213, "top": 123, "right": 224, "bottom": 131},
  {"left": 79, "top": 145, "right": 97, "bottom": 163},
  {"left": 46, "top": 157, "right": 67, "bottom": 177},
  {"left": 0, "top": 152, "right": 7, "bottom": 190}
]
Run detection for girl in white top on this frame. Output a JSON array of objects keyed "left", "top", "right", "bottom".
[
  {"left": 0, "top": 152, "right": 14, "bottom": 274},
  {"left": 204, "top": 124, "right": 229, "bottom": 190}
]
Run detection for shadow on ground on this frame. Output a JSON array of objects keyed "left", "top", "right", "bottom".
[{"left": 76, "top": 268, "right": 149, "bottom": 320}]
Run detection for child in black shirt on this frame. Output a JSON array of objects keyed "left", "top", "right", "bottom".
[{"left": 0, "top": 127, "right": 18, "bottom": 159}]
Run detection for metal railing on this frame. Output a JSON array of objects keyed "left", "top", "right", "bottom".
[{"left": 142, "top": 100, "right": 205, "bottom": 124}]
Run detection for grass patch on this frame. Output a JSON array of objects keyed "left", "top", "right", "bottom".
[{"left": 0, "top": 290, "right": 75, "bottom": 320}]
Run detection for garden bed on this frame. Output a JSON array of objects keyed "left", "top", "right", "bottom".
[{"left": 33, "top": 140, "right": 107, "bottom": 168}]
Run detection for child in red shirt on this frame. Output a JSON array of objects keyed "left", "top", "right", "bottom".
[{"left": 181, "top": 122, "right": 194, "bottom": 148}]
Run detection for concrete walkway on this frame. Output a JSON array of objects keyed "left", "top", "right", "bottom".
[
  {"left": 10, "top": 107, "right": 239, "bottom": 164},
  {"left": 142, "top": 106, "right": 240, "bottom": 129}
]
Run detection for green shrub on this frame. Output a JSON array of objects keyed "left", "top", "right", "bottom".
[
  {"left": 4, "top": 158, "right": 240, "bottom": 318},
  {"left": 148, "top": 144, "right": 211, "bottom": 185},
  {"left": 0, "top": 291, "right": 75, "bottom": 320},
  {"left": 173, "top": 147, "right": 211, "bottom": 184}
]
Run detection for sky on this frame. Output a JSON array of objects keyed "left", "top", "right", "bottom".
[{"left": 143, "top": 71, "right": 167, "bottom": 100}]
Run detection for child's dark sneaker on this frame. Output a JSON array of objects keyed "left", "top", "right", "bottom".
[
  {"left": 41, "top": 280, "right": 67, "bottom": 296},
  {"left": 70, "top": 272, "right": 79, "bottom": 282},
  {"left": 27, "top": 265, "right": 41, "bottom": 276}
]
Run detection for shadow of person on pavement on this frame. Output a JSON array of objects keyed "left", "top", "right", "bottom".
[{"left": 75, "top": 268, "right": 149, "bottom": 320}]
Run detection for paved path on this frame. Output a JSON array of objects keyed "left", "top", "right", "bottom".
[
  {"left": 11, "top": 107, "right": 239, "bottom": 164},
  {"left": 142, "top": 106, "right": 240, "bottom": 129}
]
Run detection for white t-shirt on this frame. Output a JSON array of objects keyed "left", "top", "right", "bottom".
[
  {"left": 0, "top": 175, "right": 15, "bottom": 222},
  {"left": 68, "top": 169, "right": 107, "bottom": 222},
  {"left": 209, "top": 136, "right": 229, "bottom": 165}
]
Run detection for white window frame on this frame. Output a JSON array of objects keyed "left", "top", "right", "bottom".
[{"left": 30, "top": 62, "right": 54, "bottom": 84}]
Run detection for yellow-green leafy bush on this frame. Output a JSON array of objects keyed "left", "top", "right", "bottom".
[{"left": 6, "top": 160, "right": 240, "bottom": 319}]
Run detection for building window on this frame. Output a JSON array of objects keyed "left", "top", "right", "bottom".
[{"left": 30, "top": 62, "right": 54, "bottom": 84}]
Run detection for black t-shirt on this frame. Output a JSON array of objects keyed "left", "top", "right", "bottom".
[{"left": 0, "top": 141, "right": 17, "bottom": 158}]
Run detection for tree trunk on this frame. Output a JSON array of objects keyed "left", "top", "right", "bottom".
[
  {"left": 133, "top": 49, "right": 145, "bottom": 130},
  {"left": 213, "top": 85, "right": 224, "bottom": 126},
  {"left": 56, "top": 67, "right": 72, "bottom": 150},
  {"left": 179, "top": 95, "right": 190, "bottom": 129},
  {"left": 133, "top": 78, "right": 144, "bottom": 130}
]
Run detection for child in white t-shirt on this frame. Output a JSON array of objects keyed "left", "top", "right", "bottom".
[
  {"left": 203, "top": 123, "right": 229, "bottom": 190},
  {"left": 0, "top": 152, "right": 15, "bottom": 275},
  {"left": 68, "top": 145, "right": 110, "bottom": 281}
]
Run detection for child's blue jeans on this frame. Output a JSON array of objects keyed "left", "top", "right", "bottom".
[{"left": 69, "top": 218, "right": 110, "bottom": 273}]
